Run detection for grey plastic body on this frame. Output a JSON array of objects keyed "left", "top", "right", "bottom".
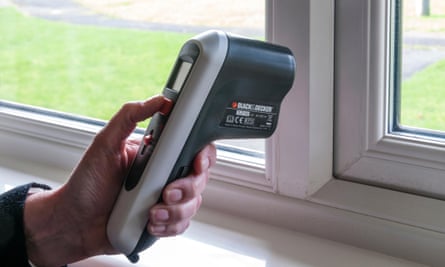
[{"left": 107, "top": 30, "right": 295, "bottom": 262}]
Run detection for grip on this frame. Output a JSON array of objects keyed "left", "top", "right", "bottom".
[
  {"left": 125, "top": 133, "right": 202, "bottom": 261},
  {"left": 124, "top": 113, "right": 166, "bottom": 191}
]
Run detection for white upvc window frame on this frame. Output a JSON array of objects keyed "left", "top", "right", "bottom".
[
  {"left": 334, "top": 0, "right": 445, "bottom": 199},
  {"left": 2, "top": 1, "right": 445, "bottom": 266}
]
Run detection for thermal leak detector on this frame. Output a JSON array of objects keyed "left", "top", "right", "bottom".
[{"left": 107, "top": 30, "right": 296, "bottom": 263}]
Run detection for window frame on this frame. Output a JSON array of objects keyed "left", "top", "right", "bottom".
[
  {"left": 334, "top": 0, "right": 445, "bottom": 199},
  {"left": 2, "top": 0, "right": 445, "bottom": 266}
]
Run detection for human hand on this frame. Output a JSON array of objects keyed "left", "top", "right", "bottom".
[{"left": 24, "top": 96, "right": 216, "bottom": 266}]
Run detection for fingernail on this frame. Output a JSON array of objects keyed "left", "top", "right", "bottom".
[
  {"left": 167, "top": 189, "right": 183, "bottom": 203},
  {"left": 153, "top": 209, "right": 169, "bottom": 221},
  {"left": 201, "top": 157, "right": 210, "bottom": 170},
  {"left": 150, "top": 225, "right": 166, "bottom": 234}
]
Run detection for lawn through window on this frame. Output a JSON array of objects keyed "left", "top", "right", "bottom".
[
  {"left": 395, "top": 0, "right": 445, "bottom": 135},
  {"left": 0, "top": 0, "right": 266, "bottom": 156}
]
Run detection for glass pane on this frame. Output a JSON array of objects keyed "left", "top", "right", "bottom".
[
  {"left": 0, "top": 0, "right": 265, "bottom": 155},
  {"left": 397, "top": 0, "right": 445, "bottom": 134}
]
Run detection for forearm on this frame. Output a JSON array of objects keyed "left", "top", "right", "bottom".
[{"left": 24, "top": 188, "right": 86, "bottom": 267}]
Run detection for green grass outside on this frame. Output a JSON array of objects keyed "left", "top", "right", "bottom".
[
  {"left": 400, "top": 0, "right": 445, "bottom": 133},
  {"left": 0, "top": 8, "right": 192, "bottom": 121},
  {"left": 1, "top": 7, "right": 444, "bottom": 132},
  {"left": 400, "top": 58, "right": 445, "bottom": 132}
]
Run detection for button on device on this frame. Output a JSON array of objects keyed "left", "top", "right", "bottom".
[
  {"left": 143, "top": 134, "right": 153, "bottom": 146},
  {"left": 140, "top": 134, "right": 153, "bottom": 155},
  {"left": 159, "top": 98, "right": 174, "bottom": 116}
]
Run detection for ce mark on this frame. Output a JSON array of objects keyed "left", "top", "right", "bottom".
[{"left": 234, "top": 116, "right": 245, "bottom": 124}]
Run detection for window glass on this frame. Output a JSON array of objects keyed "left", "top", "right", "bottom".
[
  {"left": 395, "top": 0, "right": 445, "bottom": 135},
  {"left": 0, "top": 0, "right": 265, "bottom": 156}
]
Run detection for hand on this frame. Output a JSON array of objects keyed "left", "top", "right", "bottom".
[{"left": 24, "top": 96, "right": 216, "bottom": 266}]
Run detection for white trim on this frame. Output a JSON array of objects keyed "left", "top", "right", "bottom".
[
  {"left": 311, "top": 179, "right": 445, "bottom": 235},
  {"left": 0, "top": 103, "right": 98, "bottom": 149},
  {"left": 334, "top": 0, "right": 445, "bottom": 198},
  {"left": 0, "top": 104, "right": 274, "bottom": 191},
  {"left": 2, "top": 126, "right": 445, "bottom": 266},
  {"left": 0, "top": 105, "right": 94, "bottom": 172},
  {"left": 267, "top": 0, "right": 334, "bottom": 198},
  {"left": 203, "top": 179, "right": 445, "bottom": 266},
  {"left": 211, "top": 157, "right": 273, "bottom": 192}
]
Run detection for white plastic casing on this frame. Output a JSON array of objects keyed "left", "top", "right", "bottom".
[{"left": 107, "top": 30, "right": 228, "bottom": 255}]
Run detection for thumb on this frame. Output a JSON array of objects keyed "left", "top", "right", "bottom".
[{"left": 97, "top": 95, "right": 165, "bottom": 149}]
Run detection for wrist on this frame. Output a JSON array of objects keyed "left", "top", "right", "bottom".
[{"left": 24, "top": 187, "right": 86, "bottom": 266}]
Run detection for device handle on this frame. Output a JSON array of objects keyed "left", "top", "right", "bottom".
[{"left": 125, "top": 136, "right": 207, "bottom": 262}]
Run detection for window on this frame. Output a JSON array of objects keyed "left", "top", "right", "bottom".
[
  {"left": 0, "top": 0, "right": 334, "bottom": 197},
  {"left": 1, "top": 0, "right": 264, "bottom": 120},
  {"left": 0, "top": 0, "right": 267, "bottom": 174},
  {"left": 335, "top": 0, "right": 445, "bottom": 199}
]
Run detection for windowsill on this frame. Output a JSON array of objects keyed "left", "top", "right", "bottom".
[
  {"left": 0, "top": 160, "right": 426, "bottom": 267},
  {"left": 73, "top": 208, "right": 425, "bottom": 267},
  {"left": 1, "top": 106, "right": 444, "bottom": 266}
]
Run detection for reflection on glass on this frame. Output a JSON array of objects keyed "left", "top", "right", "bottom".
[{"left": 398, "top": 0, "right": 445, "bottom": 133}]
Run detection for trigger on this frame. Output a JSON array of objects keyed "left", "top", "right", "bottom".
[
  {"left": 178, "top": 166, "right": 192, "bottom": 178},
  {"left": 143, "top": 134, "right": 153, "bottom": 146}
]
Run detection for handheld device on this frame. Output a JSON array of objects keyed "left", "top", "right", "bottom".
[{"left": 107, "top": 30, "right": 295, "bottom": 263}]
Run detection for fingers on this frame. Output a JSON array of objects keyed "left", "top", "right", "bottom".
[
  {"left": 148, "top": 196, "right": 202, "bottom": 237},
  {"left": 161, "top": 171, "right": 205, "bottom": 206},
  {"left": 96, "top": 95, "right": 165, "bottom": 149},
  {"left": 148, "top": 172, "right": 206, "bottom": 237},
  {"left": 124, "top": 138, "right": 143, "bottom": 163},
  {"left": 147, "top": 144, "right": 216, "bottom": 237},
  {"left": 193, "top": 143, "right": 217, "bottom": 174},
  {"left": 162, "top": 144, "right": 217, "bottom": 205}
]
